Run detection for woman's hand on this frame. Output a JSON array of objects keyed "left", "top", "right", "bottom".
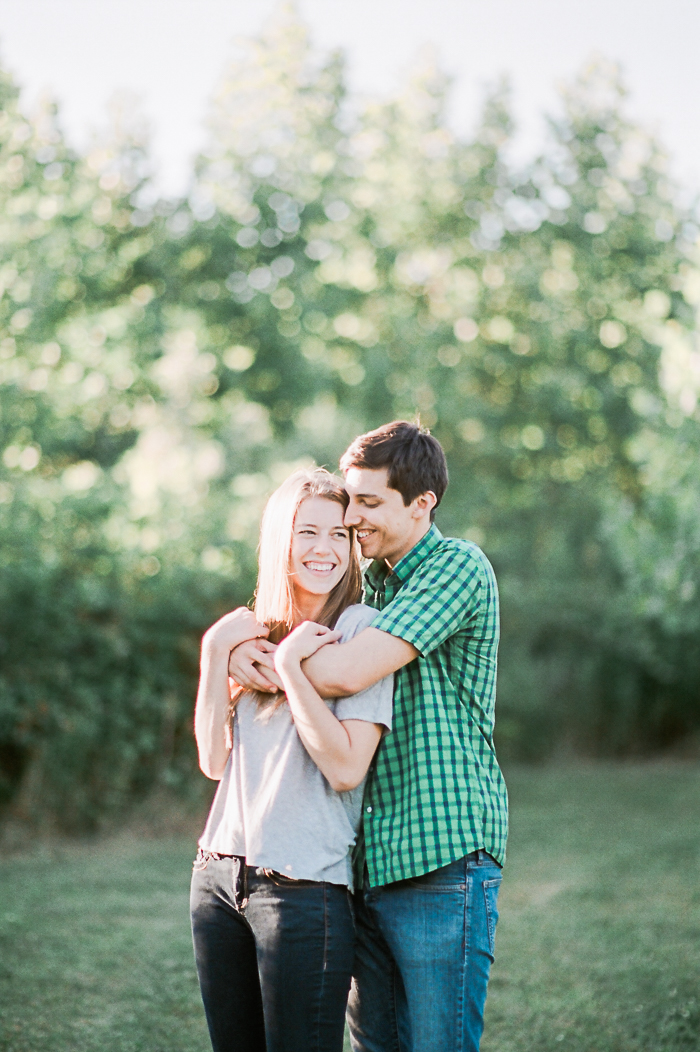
[
  {"left": 276, "top": 622, "right": 341, "bottom": 671},
  {"left": 202, "top": 607, "right": 268, "bottom": 658}
]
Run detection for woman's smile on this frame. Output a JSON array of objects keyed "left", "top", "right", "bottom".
[{"left": 303, "top": 560, "right": 338, "bottom": 575}]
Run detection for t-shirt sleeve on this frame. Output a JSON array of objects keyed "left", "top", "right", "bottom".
[
  {"left": 369, "top": 545, "right": 488, "bottom": 657},
  {"left": 332, "top": 605, "right": 393, "bottom": 731},
  {"left": 334, "top": 674, "right": 393, "bottom": 731}
]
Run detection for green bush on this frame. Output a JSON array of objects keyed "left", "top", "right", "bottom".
[{"left": 0, "top": 524, "right": 252, "bottom": 829}]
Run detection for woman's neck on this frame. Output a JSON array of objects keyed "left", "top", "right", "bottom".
[{"left": 292, "top": 589, "right": 327, "bottom": 626}]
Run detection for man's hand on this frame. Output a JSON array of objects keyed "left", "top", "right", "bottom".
[
  {"left": 228, "top": 638, "right": 283, "bottom": 693},
  {"left": 276, "top": 622, "right": 341, "bottom": 671}
]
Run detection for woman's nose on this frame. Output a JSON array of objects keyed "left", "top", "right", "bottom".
[{"left": 312, "top": 534, "right": 332, "bottom": 553}]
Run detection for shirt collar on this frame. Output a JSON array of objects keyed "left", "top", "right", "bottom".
[{"left": 365, "top": 523, "right": 444, "bottom": 591}]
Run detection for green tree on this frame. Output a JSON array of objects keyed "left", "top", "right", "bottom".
[{"left": 2, "top": 13, "right": 700, "bottom": 829}]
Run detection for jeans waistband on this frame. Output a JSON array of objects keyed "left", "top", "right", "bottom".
[
  {"left": 468, "top": 849, "right": 501, "bottom": 867},
  {"left": 194, "top": 850, "right": 337, "bottom": 897}
]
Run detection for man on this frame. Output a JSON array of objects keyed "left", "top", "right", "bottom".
[{"left": 229, "top": 421, "right": 508, "bottom": 1052}]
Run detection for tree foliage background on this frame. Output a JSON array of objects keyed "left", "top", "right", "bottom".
[{"left": 2, "top": 9, "right": 700, "bottom": 830}]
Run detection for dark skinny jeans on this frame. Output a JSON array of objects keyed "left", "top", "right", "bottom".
[{"left": 190, "top": 851, "right": 355, "bottom": 1052}]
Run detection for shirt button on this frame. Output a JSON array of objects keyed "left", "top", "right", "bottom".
[{"left": 366, "top": 806, "right": 373, "bottom": 813}]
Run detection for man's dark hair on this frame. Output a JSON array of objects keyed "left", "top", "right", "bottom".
[{"left": 340, "top": 420, "right": 448, "bottom": 518}]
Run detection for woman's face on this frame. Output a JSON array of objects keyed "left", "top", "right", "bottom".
[{"left": 289, "top": 496, "right": 351, "bottom": 598}]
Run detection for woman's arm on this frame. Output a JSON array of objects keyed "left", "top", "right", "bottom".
[
  {"left": 194, "top": 608, "right": 270, "bottom": 780},
  {"left": 275, "top": 622, "right": 384, "bottom": 793}
]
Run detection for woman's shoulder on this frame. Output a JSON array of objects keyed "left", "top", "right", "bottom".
[{"left": 335, "top": 603, "right": 378, "bottom": 641}]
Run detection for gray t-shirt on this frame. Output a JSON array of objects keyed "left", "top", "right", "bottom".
[{"left": 199, "top": 604, "right": 392, "bottom": 890}]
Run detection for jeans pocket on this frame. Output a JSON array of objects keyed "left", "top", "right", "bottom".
[
  {"left": 192, "top": 848, "right": 211, "bottom": 872},
  {"left": 482, "top": 877, "right": 501, "bottom": 959},
  {"left": 407, "top": 877, "right": 466, "bottom": 891},
  {"left": 262, "top": 868, "right": 309, "bottom": 887},
  {"left": 407, "top": 859, "right": 467, "bottom": 891}
]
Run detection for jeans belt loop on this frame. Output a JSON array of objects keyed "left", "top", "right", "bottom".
[
  {"left": 241, "top": 860, "right": 249, "bottom": 909},
  {"left": 232, "top": 857, "right": 248, "bottom": 911}
]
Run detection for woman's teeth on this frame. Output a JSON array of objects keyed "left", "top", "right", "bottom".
[{"left": 305, "top": 562, "right": 335, "bottom": 573}]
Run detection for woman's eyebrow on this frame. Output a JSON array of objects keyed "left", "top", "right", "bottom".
[{"left": 296, "top": 520, "right": 348, "bottom": 529}]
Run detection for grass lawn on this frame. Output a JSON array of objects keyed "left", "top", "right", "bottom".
[
  {"left": 482, "top": 764, "right": 700, "bottom": 1052},
  {"left": 1, "top": 764, "right": 698, "bottom": 1051}
]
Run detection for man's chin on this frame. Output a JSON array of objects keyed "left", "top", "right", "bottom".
[{"left": 358, "top": 539, "right": 383, "bottom": 561}]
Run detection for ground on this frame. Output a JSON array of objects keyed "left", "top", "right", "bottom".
[{"left": 0, "top": 764, "right": 698, "bottom": 1051}]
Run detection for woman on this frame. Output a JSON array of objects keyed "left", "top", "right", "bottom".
[{"left": 190, "top": 468, "right": 392, "bottom": 1052}]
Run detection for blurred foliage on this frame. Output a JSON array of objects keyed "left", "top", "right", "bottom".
[{"left": 1, "top": 10, "right": 700, "bottom": 828}]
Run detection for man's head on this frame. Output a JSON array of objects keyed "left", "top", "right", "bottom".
[{"left": 339, "top": 421, "right": 449, "bottom": 566}]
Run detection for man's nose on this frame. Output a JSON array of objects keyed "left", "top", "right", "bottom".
[{"left": 344, "top": 504, "right": 362, "bottom": 527}]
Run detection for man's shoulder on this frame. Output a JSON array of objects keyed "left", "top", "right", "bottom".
[{"left": 421, "top": 535, "right": 495, "bottom": 581}]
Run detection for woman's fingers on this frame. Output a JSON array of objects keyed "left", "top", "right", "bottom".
[
  {"left": 305, "top": 630, "right": 341, "bottom": 655},
  {"left": 292, "top": 622, "right": 339, "bottom": 640},
  {"left": 282, "top": 624, "right": 341, "bottom": 659},
  {"left": 305, "top": 626, "right": 341, "bottom": 644}
]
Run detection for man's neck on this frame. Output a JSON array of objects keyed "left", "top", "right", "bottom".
[{"left": 383, "top": 520, "right": 432, "bottom": 572}]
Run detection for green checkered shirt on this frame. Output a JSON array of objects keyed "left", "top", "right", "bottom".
[{"left": 357, "top": 523, "right": 508, "bottom": 888}]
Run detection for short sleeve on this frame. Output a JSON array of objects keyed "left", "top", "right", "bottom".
[
  {"left": 332, "top": 605, "right": 393, "bottom": 731},
  {"left": 369, "top": 545, "right": 488, "bottom": 657}
]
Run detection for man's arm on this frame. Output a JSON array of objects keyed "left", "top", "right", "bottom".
[
  {"left": 304, "top": 545, "right": 492, "bottom": 697},
  {"left": 302, "top": 627, "right": 418, "bottom": 698}
]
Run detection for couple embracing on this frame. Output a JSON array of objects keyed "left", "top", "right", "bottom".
[{"left": 191, "top": 420, "right": 508, "bottom": 1052}]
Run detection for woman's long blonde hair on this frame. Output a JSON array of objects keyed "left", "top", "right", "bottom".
[{"left": 232, "top": 468, "right": 362, "bottom": 711}]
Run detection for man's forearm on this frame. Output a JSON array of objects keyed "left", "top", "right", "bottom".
[
  {"left": 302, "top": 642, "right": 358, "bottom": 698},
  {"left": 302, "top": 627, "right": 419, "bottom": 698}
]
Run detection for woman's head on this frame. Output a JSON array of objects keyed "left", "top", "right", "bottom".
[{"left": 253, "top": 469, "right": 362, "bottom": 637}]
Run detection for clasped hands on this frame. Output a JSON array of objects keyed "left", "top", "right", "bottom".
[{"left": 225, "top": 610, "right": 340, "bottom": 693}]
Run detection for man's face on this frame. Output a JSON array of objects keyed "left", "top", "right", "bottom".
[{"left": 343, "top": 466, "right": 420, "bottom": 566}]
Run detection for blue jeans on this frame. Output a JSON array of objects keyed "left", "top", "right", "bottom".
[
  {"left": 190, "top": 851, "right": 355, "bottom": 1052},
  {"left": 347, "top": 851, "right": 502, "bottom": 1052}
]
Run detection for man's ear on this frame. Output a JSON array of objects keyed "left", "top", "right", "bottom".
[{"left": 412, "top": 491, "right": 437, "bottom": 518}]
